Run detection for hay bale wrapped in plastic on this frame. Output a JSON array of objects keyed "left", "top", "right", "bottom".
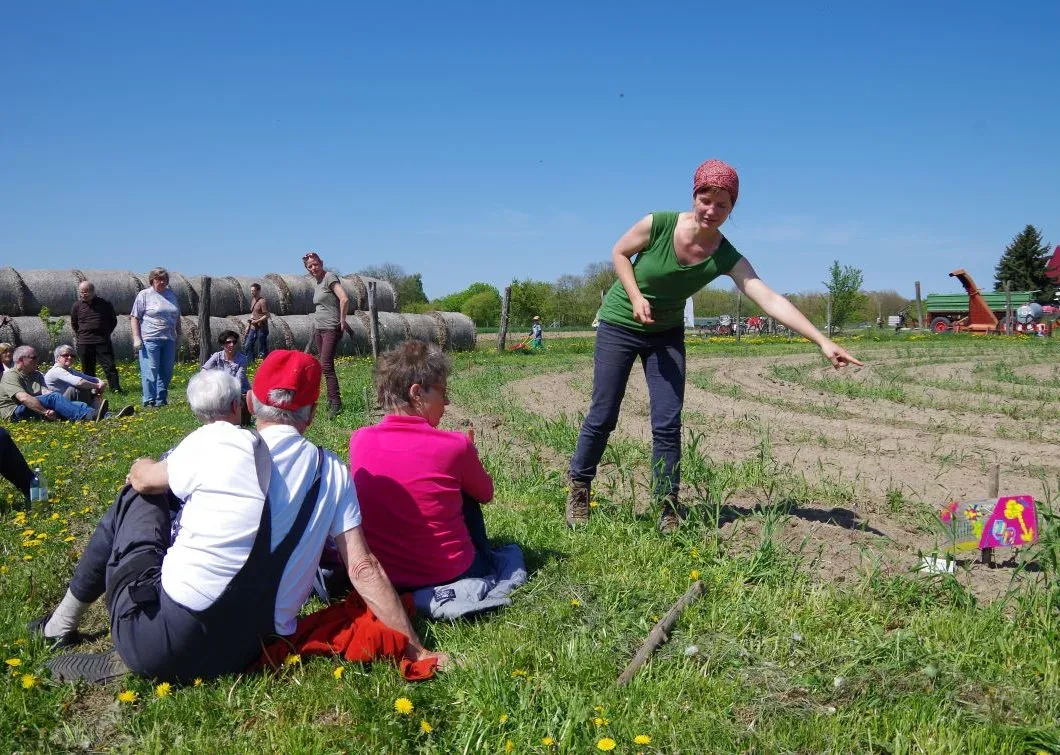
[
  {"left": 340, "top": 275, "right": 396, "bottom": 312},
  {"left": 139, "top": 271, "right": 198, "bottom": 315},
  {"left": 401, "top": 313, "right": 442, "bottom": 345},
  {"left": 427, "top": 311, "right": 476, "bottom": 351},
  {"left": 0, "top": 315, "right": 76, "bottom": 361},
  {"left": 0, "top": 268, "right": 149, "bottom": 317}
]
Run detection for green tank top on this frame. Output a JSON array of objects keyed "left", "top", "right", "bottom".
[{"left": 598, "top": 212, "right": 743, "bottom": 332}]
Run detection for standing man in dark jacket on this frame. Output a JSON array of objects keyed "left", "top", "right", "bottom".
[{"left": 71, "top": 281, "right": 122, "bottom": 393}]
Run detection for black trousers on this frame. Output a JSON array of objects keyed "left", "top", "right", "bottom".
[
  {"left": 0, "top": 427, "right": 32, "bottom": 504},
  {"left": 77, "top": 340, "right": 122, "bottom": 391}
]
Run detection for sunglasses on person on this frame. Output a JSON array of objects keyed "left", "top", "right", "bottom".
[{"left": 223, "top": 339, "right": 238, "bottom": 345}]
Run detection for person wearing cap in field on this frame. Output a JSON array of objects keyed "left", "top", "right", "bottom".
[
  {"left": 39, "top": 350, "right": 445, "bottom": 683},
  {"left": 528, "top": 316, "right": 543, "bottom": 349},
  {"left": 566, "top": 158, "right": 863, "bottom": 533}
]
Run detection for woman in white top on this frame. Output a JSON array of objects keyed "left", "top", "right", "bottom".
[{"left": 130, "top": 267, "right": 181, "bottom": 407}]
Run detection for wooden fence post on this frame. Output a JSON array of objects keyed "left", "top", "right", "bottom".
[
  {"left": 367, "top": 281, "right": 379, "bottom": 359},
  {"left": 198, "top": 276, "right": 211, "bottom": 365},
  {"left": 982, "top": 464, "right": 1000, "bottom": 565},
  {"left": 497, "top": 285, "right": 512, "bottom": 353},
  {"left": 735, "top": 290, "right": 742, "bottom": 343},
  {"left": 914, "top": 281, "right": 924, "bottom": 331}
]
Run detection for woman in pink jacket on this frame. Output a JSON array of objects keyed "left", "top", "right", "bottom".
[{"left": 349, "top": 340, "right": 494, "bottom": 591}]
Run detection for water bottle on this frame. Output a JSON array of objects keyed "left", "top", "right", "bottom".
[{"left": 30, "top": 467, "right": 47, "bottom": 503}]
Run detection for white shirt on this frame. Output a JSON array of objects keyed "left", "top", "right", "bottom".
[
  {"left": 161, "top": 422, "right": 362, "bottom": 634},
  {"left": 44, "top": 364, "right": 98, "bottom": 394}
]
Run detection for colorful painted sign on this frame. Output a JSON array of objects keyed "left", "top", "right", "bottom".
[{"left": 939, "top": 495, "right": 1038, "bottom": 553}]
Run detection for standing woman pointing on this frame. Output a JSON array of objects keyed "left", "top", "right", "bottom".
[
  {"left": 303, "top": 251, "right": 349, "bottom": 419},
  {"left": 566, "top": 159, "right": 862, "bottom": 532}
]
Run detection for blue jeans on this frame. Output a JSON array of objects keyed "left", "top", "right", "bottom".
[
  {"left": 569, "top": 321, "right": 685, "bottom": 504},
  {"left": 243, "top": 327, "right": 269, "bottom": 360},
  {"left": 12, "top": 391, "right": 96, "bottom": 422},
  {"left": 139, "top": 339, "right": 176, "bottom": 406}
]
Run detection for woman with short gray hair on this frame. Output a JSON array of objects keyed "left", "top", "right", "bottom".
[
  {"left": 130, "top": 267, "right": 181, "bottom": 408},
  {"left": 45, "top": 344, "right": 106, "bottom": 408}
]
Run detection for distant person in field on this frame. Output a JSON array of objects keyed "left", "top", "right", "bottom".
[
  {"left": 349, "top": 340, "right": 496, "bottom": 592},
  {"left": 529, "top": 316, "right": 543, "bottom": 349},
  {"left": 244, "top": 282, "right": 270, "bottom": 361},
  {"left": 303, "top": 251, "right": 349, "bottom": 419},
  {"left": 45, "top": 344, "right": 107, "bottom": 408},
  {"left": 567, "top": 158, "right": 862, "bottom": 533},
  {"left": 71, "top": 280, "right": 123, "bottom": 393},
  {"left": 0, "top": 342, "right": 14, "bottom": 375},
  {"left": 130, "top": 267, "right": 181, "bottom": 408}
]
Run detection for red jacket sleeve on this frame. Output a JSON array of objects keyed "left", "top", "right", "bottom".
[{"left": 461, "top": 437, "right": 494, "bottom": 503}]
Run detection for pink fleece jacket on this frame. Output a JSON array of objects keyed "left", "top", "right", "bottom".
[{"left": 349, "top": 415, "right": 494, "bottom": 591}]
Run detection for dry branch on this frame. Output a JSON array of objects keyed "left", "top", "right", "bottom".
[{"left": 617, "top": 580, "right": 704, "bottom": 687}]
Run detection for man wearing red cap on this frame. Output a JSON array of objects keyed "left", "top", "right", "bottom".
[{"left": 36, "top": 350, "right": 443, "bottom": 683}]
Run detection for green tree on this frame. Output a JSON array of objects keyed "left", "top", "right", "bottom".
[
  {"left": 994, "top": 225, "right": 1055, "bottom": 304},
  {"left": 508, "top": 279, "right": 552, "bottom": 327},
  {"left": 432, "top": 282, "right": 500, "bottom": 317},
  {"left": 823, "top": 261, "right": 865, "bottom": 333},
  {"left": 395, "top": 273, "right": 429, "bottom": 311},
  {"left": 460, "top": 290, "right": 503, "bottom": 326}
]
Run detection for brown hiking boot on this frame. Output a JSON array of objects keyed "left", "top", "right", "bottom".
[
  {"left": 566, "top": 478, "right": 591, "bottom": 527},
  {"left": 658, "top": 500, "right": 687, "bottom": 534}
]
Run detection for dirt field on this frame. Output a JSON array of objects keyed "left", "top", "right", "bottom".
[{"left": 503, "top": 346, "right": 1060, "bottom": 601}]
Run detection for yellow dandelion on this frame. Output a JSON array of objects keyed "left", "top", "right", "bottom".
[
  {"left": 689, "top": 569, "right": 700, "bottom": 580},
  {"left": 333, "top": 666, "right": 345, "bottom": 679},
  {"left": 634, "top": 734, "right": 652, "bottom": 745},
  {"left": 596, "top": 738, "right": 617, "bottom": 751},
  {"left": 570, "top": 599, "right": 580, "bottom": 607},
  {"left": 505, "top": 740, "right": 514, "bottom": 753},
  {"left": 21, "top": 673, "right": 39, "bottom": 690},
  {"left": 499, "top": 713, "right": 509, "bottom": 723},
  {"left": 541, "top": 736, "right": 555, "bottom": 746},
  {"left": 283, "top": 654, "right": 301, "bottom": 666},
  {"left": 193, "top": 678, "right": 203, "bottom": 686},
  {"left": 5, "top": 658, "right": 22, "bottom": 668},
  {"left": 420, "top": 719, "right": 433, "bottom": 734},
  {"left": 593, "top": 716, "right": 609, "bottom": 727},
  {"left": 589, "top": 500, "right": 598, "bottom": 508},
  {"left": 394, "top": 697, "right": 414, "bottom": 715},
  {"left": 594, "top": 705, "right": 605, "bottom": 712},
  {"left": 117, "top": 690, "right": 138, "bottom": 704},
  {"left": 154, "top": 682, "right": 172, "bottom": 698},
  {"left": 511, "top": 668, "right": 527, "bottom": 678},
  {"left": 63, "top": 536, "right": 76, "bottom": 543},
  {"left": 23, "top": 555, "right": 31, "bottom": 562}
]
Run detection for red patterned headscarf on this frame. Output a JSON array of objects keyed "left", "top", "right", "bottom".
[{"left": 693, "top": 159, "right": 739, "bottom": 205}]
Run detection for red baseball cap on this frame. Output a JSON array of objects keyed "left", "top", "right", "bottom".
[{"left": 251, "top": 350, "right": 321, "bottom": 410}]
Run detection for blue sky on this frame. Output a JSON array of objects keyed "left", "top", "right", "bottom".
[{"left": 2, "top": 1, "right": 1058, "bottom": 301}]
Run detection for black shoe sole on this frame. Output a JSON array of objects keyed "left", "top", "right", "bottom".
[{"left": 46, "top": 650, "right": 128, "bottom": 684}]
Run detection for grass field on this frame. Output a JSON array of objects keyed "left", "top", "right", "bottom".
[{"left": 2, "top": 332, "right": 1059, "bottom": 753}]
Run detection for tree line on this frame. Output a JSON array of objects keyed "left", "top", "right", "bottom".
[{"left": 360, "top": 223, "right": 1053, "bottom": 329}]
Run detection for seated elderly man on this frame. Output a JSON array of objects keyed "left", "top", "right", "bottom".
[
  {"left": 45, "top": 344, "right": 107, "bottom": 407},
  {"left": 40, "top": 350, "right": 444, "bottom": 683},
  {"left": 0, "top": 345, "right": 131, "bottom": 422}
]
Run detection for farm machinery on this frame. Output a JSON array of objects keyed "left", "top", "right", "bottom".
[{"left": 923, "top": 268, "right": 1057, "bottom": 334}]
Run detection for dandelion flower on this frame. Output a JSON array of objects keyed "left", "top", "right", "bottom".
[
  {"left": 593, "top": 716, "right": 609, "bottom": 726},
  {"left": 570, "top": 599, "right": 580, "bottom": 607},
  {"left": 394, "top": 697, "right": 414, "bottom": 715},
  {"left": 154, "top": 682, "right": 172, "bottom": 698},
  {"left": 283, "top": 654, "right": 301, "bottom": 666},
  {"left": 499, "top": 713, "right": 509, "bottom": 723},
  {"left": 21, "top": 673, "right": 38, "bottom": 689},
  {"left": 420, "top": 720, "right": 433, "bottom": 734},
  {"left": 5, "top": 658, "right": 22, "bottom": 668},
  {"left": 541, "top": 736, "right": 555, "bottom": 746},
  {"left": 333, "top": 666, "right": 344, "bottom": 679},
  {"left": 505, "top": 740, "right": 514, "bottom": 753},
  {"left": 634, "top": 734, "right": 652, "bottom": 745},
  {"left": 689, "top": 569, "right": 700, "bottom": 580},
  {"left": 193, "top": 678, "right": 203, "bottom": 686},
  {"left": 117, "top": 690, "right": 138, "bottom": 704},
  {"left": 596, "top": 738, "right": 617, "bottom": 751}
]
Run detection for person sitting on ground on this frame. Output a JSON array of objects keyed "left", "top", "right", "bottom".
[
  {"left": 0, "top": 346, "right": 131, "bottom": 422},
  {"left": 45, "top": 344, "right": 107, "bottom": 408},
  {"left": 37, "top": 350, "right": 445, "bottom": 682},
  {"left": 202, "top": 330, "right": 252, "bottom": 394},
  {"left": 0, "top": 426, "right": 33, "bottom": 510},
  {"left": 0, "top": 342, "right": 14, "bottom": 374},
  {"left": 349, "top": 340, "right": 495, "bottom": 592}
]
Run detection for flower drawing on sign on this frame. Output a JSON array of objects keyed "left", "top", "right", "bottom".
[{"left": 1003, "top": 498, "right": 1034, "bottom": 541}]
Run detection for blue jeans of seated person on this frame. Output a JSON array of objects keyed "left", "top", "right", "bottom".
[
  {"left": 139, "top": 339, "right": 176, "bottom": 407},
  {"left": 12, "top": 392, "right": 96, "bottom": 422},
  {"left": 569, "top": 320, "right": 685, "bottom": 505}
]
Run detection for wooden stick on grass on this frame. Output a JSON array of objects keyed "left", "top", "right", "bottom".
[{"left": 618, "top": 580, "right": 704, "bottom": 687}]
